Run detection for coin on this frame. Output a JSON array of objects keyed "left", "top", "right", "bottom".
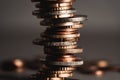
[
  {"left": 36, "top": 40, "right": 77, "bottom": 46},
  {"left": 31, "top": 0, "right": 75, "bottom": 3},
  {"left": 51, "top": 23, "right": 84, "bottom": 29},
  {"left": 33, "top": 8, "right": 76, "bottom": 18},
  {"left": 47, "top": 66, "right": 75, "bottom": 71},
  {"left": 46, "top": 59, "right": 83, "bottom": 66},
  {"left": 45, "top": 45, "right": 77, "bottom": 49},
  {"left": 46, "top": 27, "right": 78, "bottom": 32},
  {"left": 45, "top": 29, "right": 77, "bottom": 35},
  {"left": 40, "top": 66, "right": 75, "bottom": 71},
  {"left": 46, "top": 15, "right": 87, "bottom": 23},
  {"left": 44, "top": 48, "right": 83, "bottom": 54},
  {"left": 36, "top": 2, "right": 72, "bottom": 8},
  {"left": 40, "top": 21, "right": 80, "bottom": 26},
  {"left": 46, "top": 77, "right": 64, "bottom": 80},
  {"left": 42, "top": 9, "right": 76, "bottom": 15},
  {"left": 39, "top": 13, "right": 74, "bottom": 19},
  {"left": 39, "top": 70, "right": 72, "bottom": 74},
  {"left": 41, "top": 32, "right": 80, "bottom": 38},
  {"left": 37, "top": 71, "right": 73, "bottom": 78},
  {"left": 32, "top": 38, "right": 79, "bottom": 44},
  {"left": 46, "top": 55, "right": 77, "bottom": 62},
  {"left": 40, "top": 77, "right": 64, "bottom": 80}
]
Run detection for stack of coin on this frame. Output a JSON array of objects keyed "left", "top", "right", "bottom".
[{"left": 31, "top": 0, "right": 87, "bottom": 80}]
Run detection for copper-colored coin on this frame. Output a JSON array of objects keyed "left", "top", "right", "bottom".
[
  {"left": 45, "top": 31, "right": 76, "bottom": 35},
  {"left": 41, "top": 21, "right": 80, "bottom": 26},
  {"left": 41, "top": 32, "right": 80, "bottom": 38},
  {"left": 47, "top": 27, "right": 77, "bottom": 32},
  {"left": 31, "top": 0, "right": 75, "bottom": 2},
  {"left": 37, "top": 70, "right": 73, "bottom": 77},
  {"left": 46, "top": 55, "right": 77, "bottom": 62},
  {"left": 40, "top": 13, "right": 74, "bottom": 19},
  {"left": 36, "top": 2, "right": 72, "bottom": 8},
  {"left": 44, "top": 48, "right": 83, "bottom": 54},
  {"left": 57, "top": 55, "right": 77, "bottom": 62},
  {"left": 46, "top": 77, "right": 64, "bottom": 80}
]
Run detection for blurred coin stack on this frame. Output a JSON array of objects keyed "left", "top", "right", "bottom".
[{"left": 31, "top": 0, "right": 87, "bottom": 80}]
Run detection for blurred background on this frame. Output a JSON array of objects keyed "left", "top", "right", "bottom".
[{"left": 0, "top": 0, "right": 120, "bottom": 80}]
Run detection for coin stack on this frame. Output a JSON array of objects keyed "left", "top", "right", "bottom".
[{"left": 31, "top": 0, "right": 87, "bottom": 80}]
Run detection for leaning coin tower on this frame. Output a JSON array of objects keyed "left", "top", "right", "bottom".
[{"left": 30, "top": 0, "right": 87, "bottom": 80}]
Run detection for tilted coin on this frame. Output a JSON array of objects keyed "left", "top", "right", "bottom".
[
  {"left": 39, "top": 13, "right": 74, "bottom": 19},
  {"left": 46, "top": 15, "right": 87, "bottom": 23}
]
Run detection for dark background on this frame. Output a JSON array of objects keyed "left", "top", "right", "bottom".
[{"left": 0, "top": 0, "right": 120, "bottom": 64}]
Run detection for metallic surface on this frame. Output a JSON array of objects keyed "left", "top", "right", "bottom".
[{"left": 31, "top": 0, "right": 87, "bottom": 80}]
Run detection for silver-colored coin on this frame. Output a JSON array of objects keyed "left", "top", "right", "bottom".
[
  {"left": 45, "top": 9, "right": 76, "bottom": 15},
  {"left": 46, "top": 59, "right": 84, "bottom": 66},
  {"left": 44, "top": 48, "right": 83, "bottom": 54},
  {"left": 36, "top": 2, "right": 72, "bottom": 8},
  {"left": 45, "top": 15, "right": 87, "bottom": 23},
  {"left": 45, "top": 41, "right": 77, "bottom": 46},
  {"left": 41, "top": 33, "right": 80, "bottom": 38},
  {"left": 40, "top": 21, "right": 80, "bottom": 26}
]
